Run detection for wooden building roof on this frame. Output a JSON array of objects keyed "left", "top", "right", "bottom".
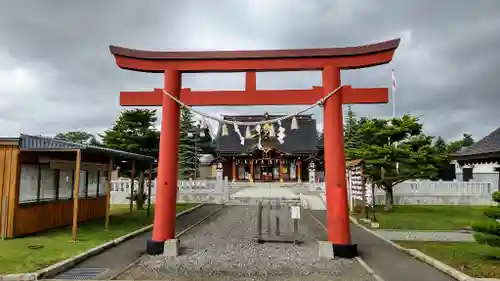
[
  {"left": 1, "top": 134, "right": 156, "bottom": 163},
  {"left": 215, "top": 114, "right": 319, "bottom": 155},
  {"left": 451, "top": 127, "right": 500, "bottom": 164}
]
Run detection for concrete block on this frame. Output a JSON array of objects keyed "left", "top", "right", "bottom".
[
  {"left": 163, "top": 239, "right": 180, "bottom": 257},
  {"left": 318, "top": 241, "right": 334, "bottom": 260}
]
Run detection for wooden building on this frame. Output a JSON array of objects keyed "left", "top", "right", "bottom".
[
  {"left": 0, "top": 134, "right": 155, "bottom": 239},
  {"left": 215, "top": 113, "right": 321, "bottom": 182}
]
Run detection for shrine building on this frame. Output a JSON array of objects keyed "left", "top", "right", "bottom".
[{"left": 214, "top": 113, "right": 322, "bottom": 183}]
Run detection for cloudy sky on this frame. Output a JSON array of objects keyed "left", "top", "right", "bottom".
[{"left": 1, "top": 1, "right": 499, "bottom": 141}]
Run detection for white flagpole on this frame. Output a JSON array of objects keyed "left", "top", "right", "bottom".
[
  {"left": 391, "top": 68, "right": 400, "bottom": 173},
  {"left": 391, "top": 68, "right": 396, "bottom": 118}
]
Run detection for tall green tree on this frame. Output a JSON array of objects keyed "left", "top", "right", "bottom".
[
  {"left": 178, "top": 108, "right": 198, "bottom": 179},
  {"left": 55, "top": 131, "right": 99, "bottom": 145},
  {"left": 348, "top": 115, "right": 443, "bottom": 210},
  {"left": 473, "top": 192, "right": 500, "bottom": 257},
  {"left": 101, "top": 109, "right": 160, "bottom": 210},
  {"left": 344, "top": 105, "right": 363, "bottom": 160},
  {"left": 101, "top": 109, "right": 160, "bottom": 158},
  {"left": 447, "top": 133, "right": 475, "bottom": 154},
  {"left": 434, "top": 137, "right": 447, "bottom": 155}
]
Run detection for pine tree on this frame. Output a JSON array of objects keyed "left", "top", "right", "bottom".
[
  {"left": 178, "top": 108, "right": 198, "bottom": 179},
  {"left": 473, "top": 192, "right": 500, "bottom": 256},
  {"left": 344, "top": 105, "right": 363, "bottom": 160}
]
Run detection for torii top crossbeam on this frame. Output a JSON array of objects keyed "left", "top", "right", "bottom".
[
  {"left": 110, "top": 39, "right": 400, "bottom": 107},
  {"left": 110, "top": 39, "right": 399, "bottom": 73}
]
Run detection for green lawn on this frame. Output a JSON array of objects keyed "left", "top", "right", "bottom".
[
  {"left": 397, "top": 241, "right": 500, "bottom": 278},
  {"left": 355, "top": 205, "right": 490, "bottom": 231},
  {"left": 0, "top": 203, "right": 196, "bottom": 275}
]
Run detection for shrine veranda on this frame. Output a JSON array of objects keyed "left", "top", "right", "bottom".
[{"left": 109, "top": 38, "right": 400, "bottom": 258}]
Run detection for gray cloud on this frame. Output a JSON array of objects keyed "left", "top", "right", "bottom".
[{"left": 1, "top": 0, "right": 499, "bottom": 142}]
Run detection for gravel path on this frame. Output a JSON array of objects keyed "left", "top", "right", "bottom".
[
  {"left": 375, "top": 230, "right": 474, "bottom": 242},
  {"left": 116, "top": 206, "right": 374, "bottom": 281}
]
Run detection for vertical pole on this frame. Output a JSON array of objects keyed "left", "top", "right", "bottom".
[
  {"left": 105, "top": 158, "right": 113, "bottom": 230},
  {"left": 129, "top": 160, "right": 135, "bottom": 213},
  {"left": 279, "top": 155, "right": 284, "bottom": 183},
  {"left": 257, "top": 201, "right": 262, "bottom": 239},
  {"left": 150, "top": 69, "right": 181, "bottom": 253},
  {"left": 250, "top": 157, "right": 254, "bottom": 184},
  {"left": 322, "top": 66, "right": 352, "bottom": 246},
  {"left": 297, "top": 160, "right": 302, "bottom": 183},
  {"left": 275, "top": 199, "right": 280, "bottom": 236},
  {"left": 72, "top": 149, "right": 82, "bottom": 242},
  {"left": 232, "top": 158, "right": 236, "bottom": 183},
  {"left": 147, "top": 162, "right": 153, "bottom": 217}
]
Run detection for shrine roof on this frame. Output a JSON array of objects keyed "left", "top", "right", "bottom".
[
  {"left": 110, "top": 39, "right": 400, "bottom": 61},
  {"left": 451, "top": 126, "right": 500, "bottom": 164},
  {"left": 215, "top": 114, "right": 319, "bottom": 154}
]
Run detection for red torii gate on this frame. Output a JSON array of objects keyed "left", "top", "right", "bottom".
[{"left": 109, "top": 39, "right": 400, "bottom": 258}]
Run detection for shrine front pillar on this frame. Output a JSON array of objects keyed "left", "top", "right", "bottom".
[
  {"left": 148, "top": 69, "right": 181, "bottom": 255},
  {"left": 279, "top": 155, "right": 284, "bottom": 183},
  {"left": 232, "top": 158, "right": 236, "bottom": 183},
  {"left": 322, "top": 66, "right": 356, "bottom": 257},
  {"left": 297, "top": 160, "right": 302, "bottom": 183},
  {"left": 250, "top": 157, "right": 254, "bottom": 184}
]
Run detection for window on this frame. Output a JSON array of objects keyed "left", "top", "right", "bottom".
[
  {"left": 98, "top": 173, "right": 108, "bottom": 196},
  {"left": 78, "top": 171, "right": 87, "bottom": 198},
  {"left": 87, "top": 171, "right": 99, "bottom": 197},
  {"left": 58, "top": 169, "right": 73, "bottom": 199},
  {"left": 18, "top": 165, "right": 39, "bottom": 203},
  {"left": 39, "top": 166, "right": 57, "bottom": 201}
]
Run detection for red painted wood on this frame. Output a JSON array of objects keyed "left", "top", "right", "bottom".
[
  {"left": 119, "top": 87, "right": 388, "bottom": 106},
  {"left": 113, "top": 51, "right": 396, "bottom": 72},
  {"left": 152, "top": 70, "right": 181, "bottom": 242},
  {"left": 110, "top": 39, "right": 399, "bottom": 60},
  {"left": 322, "top": 66, "right": 351, "bottom": 245}
]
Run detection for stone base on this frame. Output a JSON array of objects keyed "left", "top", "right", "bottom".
[
  {"left": 146, "top": 239, "right": 165, "bottom": 255},
  {"left": 318, "top": 241, "right": 335, "bottom": 259},
  {"left": 318, "top": 241, "right": 359, "bottom": 259},
  {"left": 146, "top": 239, "right": 180, "bottom": 256},
  {"left": 163, "top": 239, "right": 180, "bottom": 257}
]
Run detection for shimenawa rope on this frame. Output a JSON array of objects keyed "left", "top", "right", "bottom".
[{"left": 161, "top": 85, "right": 345, "bottom": 126}]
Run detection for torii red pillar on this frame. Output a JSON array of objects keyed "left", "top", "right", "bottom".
[{"left": 109, "top": 39, "right": 400, "bottom": 257}]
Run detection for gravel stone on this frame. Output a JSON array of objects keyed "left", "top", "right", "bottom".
[{"left": 117, "top": 206, "right": 374, "bottom": 280}]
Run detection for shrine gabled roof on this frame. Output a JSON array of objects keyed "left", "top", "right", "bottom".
[
  {"left": 451, "top": 126, "right": 500, "bottom": 164},
  {"left": 215, "top": 114, "right": 319, "bottom": 154}
]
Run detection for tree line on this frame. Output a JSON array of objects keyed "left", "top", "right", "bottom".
[
  {"left": 55, "top": 107, "right": 475, "bottom": 211},
  {"left": 54, "top": 108, "right": 214, "bottom": 180},
  {"left": 342, "top": 105, "right": 474, "bottom": 210}
]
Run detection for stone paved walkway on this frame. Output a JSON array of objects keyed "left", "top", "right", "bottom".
[
  {"left": 374, "top": 229, "right": 474, "bottom": 242},
  {"left": 116, "top": 206, "right": 375, "bottom": 281},
  {"left": 308, "top": 210, "right": 456, "bottom": 281}
]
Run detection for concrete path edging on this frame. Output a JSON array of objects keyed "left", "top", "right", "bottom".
[
  {"left": 305, "top": 210, "right": 385, "bottom": 281},
  {"left": 349, "top": 216, "right": 490, "bottom": 281},
  {"left": 0, "top": 204, "right": 204, "bottom": 281}
]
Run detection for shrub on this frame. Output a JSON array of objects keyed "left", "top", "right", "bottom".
[{"left": 473, "top": 192, "right": 500, "bottom": 255}]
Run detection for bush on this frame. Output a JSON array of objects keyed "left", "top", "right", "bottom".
[{"left": 473, "top": 191, "right": 500, "bottom": 255}]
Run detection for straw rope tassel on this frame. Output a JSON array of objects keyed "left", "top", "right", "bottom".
[
  {"left": 291, "top": 116, "right": 299, "bottom": 130},
  {"left": 268, "top": 124, "right": 276, "bottom": 137},
  {"left": 221, "top": 123, "right": 228, "bottom": 136},
  {"left": 245, "top": 126, "right": 252, "bottom": 139}
]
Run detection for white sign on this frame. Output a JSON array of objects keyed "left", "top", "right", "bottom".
[{"left": 290, "top": 206, "right": 301, "bottom": 219}]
